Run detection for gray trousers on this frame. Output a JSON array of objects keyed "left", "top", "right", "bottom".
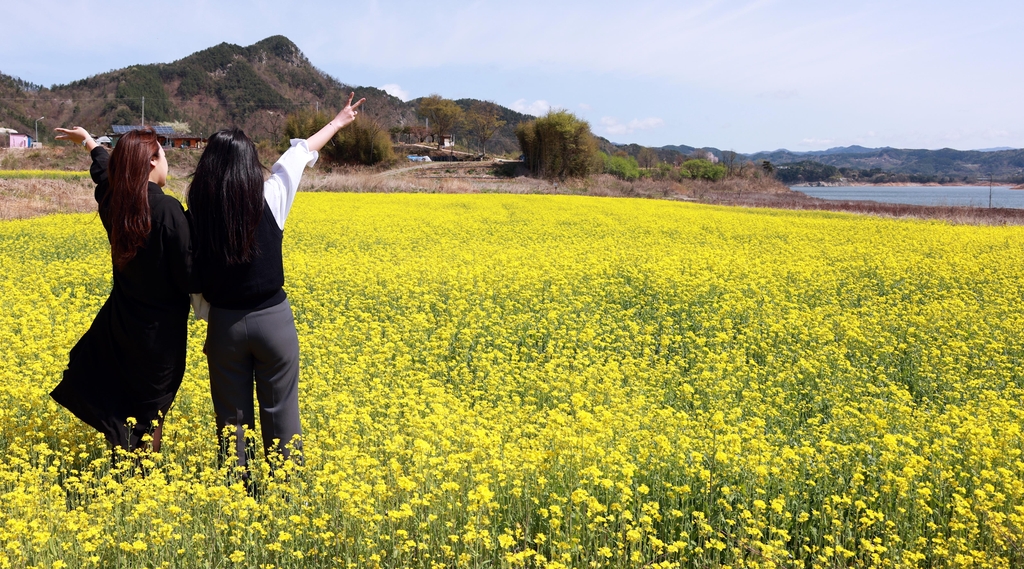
[{"left": 206, "top": 299, "right": 303, "bottom": 469}]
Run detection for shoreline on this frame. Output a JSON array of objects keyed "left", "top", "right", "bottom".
[{"left": 791, "top": 181, "right": 1017, "bottom": 188}]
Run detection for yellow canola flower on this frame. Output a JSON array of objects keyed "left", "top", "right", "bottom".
[
  {"left": 0, "top": 170, "right": 90, "bottom": 180},
  {"left": 0, "top": 194, "right": 1022, "bottom": 568}
]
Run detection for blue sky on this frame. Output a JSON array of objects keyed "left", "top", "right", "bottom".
[{"left": 3, "top": 0, "right": 1023, "bottom": 153}]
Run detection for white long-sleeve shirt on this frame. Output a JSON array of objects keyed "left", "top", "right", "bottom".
[{"left": 264, "top": 139, "right": 319, "bottom": 229}]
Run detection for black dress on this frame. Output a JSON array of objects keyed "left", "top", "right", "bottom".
[{"left": 50, "top": 146, "right": 194, "bottom": 449}]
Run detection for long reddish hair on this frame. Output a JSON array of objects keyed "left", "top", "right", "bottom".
[{"left": 106, "top": 129, "right": 160, "bottom": 270}]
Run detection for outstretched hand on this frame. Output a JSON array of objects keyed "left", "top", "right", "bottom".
[
  {"left": 54, "top": 127, "right": 98, "bottom": 151},
  {"left": 330, "top": 92, "right": 366, "bottom": 130}
]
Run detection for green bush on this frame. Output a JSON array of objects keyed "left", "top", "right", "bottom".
[
  {"left": 516, "top": 111, "right": 599, "bottom": 180},
  {"left": 327, "top": 116, "right": 395, "bottom": 166},
  {"left": 283, "top": 110, "right": 394, "bottom": 166},
  {"left": 603, "top": 153, "right": 640, "bottom": 181},
  {"left": 681, "top": 159, "right": 727, "bottom": 181},
  {"left": 283, "top": 109, "right": 329, "bottom": 147},
  {"left": 654, "top": 162, "right": 675, "bottom": 180}
]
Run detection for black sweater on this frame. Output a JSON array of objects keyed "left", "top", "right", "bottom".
[{"left": 196, "top": 201, "right": 286, "bottom": 311}]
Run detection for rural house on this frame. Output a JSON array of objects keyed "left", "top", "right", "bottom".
[
  {"left": 8, "top": 133, "right": 30, "bottom": 148},
  {"left": 110, "top": 125, "right": 206, "bottom": 149}
]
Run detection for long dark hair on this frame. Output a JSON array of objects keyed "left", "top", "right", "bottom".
[
  {"left": 107, "top": 129, "right": 159, "bottom": 270},
  {"left": 187, "top": 128, "right": 266, "bottom": 265}
]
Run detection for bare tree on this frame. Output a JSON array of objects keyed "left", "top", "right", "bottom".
[
  {"left": 637, "top": 147, "right": 658, "bottom": 169},
  {"left": 241, "top": 109, "right": 289, "bottom": 143},
  {"left": 408, "top": 125, "right": 430, "bottom": 144},
  {"left": 418, "top": 94, "right": 464, "bottom": 150},
  {"left": 722, "top": 150, "right": 739, "bottom": 177},
  {"left": 464, "top": 101, "right": 506, "bottom": 155}
]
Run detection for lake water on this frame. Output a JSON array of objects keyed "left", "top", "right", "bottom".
[{"left": 793, "top": 185, "right": 1024, "bottom": 209}]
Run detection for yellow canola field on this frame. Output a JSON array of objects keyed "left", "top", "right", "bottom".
[
  {"left": 0, "top": 194, "right": 1022, "bottom": 569},
  {"left": 0, "top": 170, "right": 90, "bottom": 180}
]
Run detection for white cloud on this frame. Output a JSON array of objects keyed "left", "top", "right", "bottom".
[
  {"left": 578, "top": 103, "right": 592, "bottom": 111},
  {"left": 599, "top": 117, "right": 665, "bottom": 136},
  {"left": 800, "top": 138, "right": 835, "bottom": 147},
  {"left": 381, "top": 84, "right": 411, "bottom": 102},
  {"left": 511, "top": 99, "right": 552, "bottom": 116}
]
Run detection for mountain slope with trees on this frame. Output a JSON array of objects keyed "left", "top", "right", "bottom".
[
  {"left": 0, "top": 36, "right": 527, "bottom": 153},
  {"left": 746, "top": 146, "right": 1024, "bottom": 183}
]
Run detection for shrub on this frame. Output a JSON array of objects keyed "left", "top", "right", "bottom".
[
  {"left": 283, "top": 109, "right": 329, "bottom": 148},
  {"left": 516, "top": 111, "right": 599, "bottom": 180},
  {"left": 283, "top": 110, "right": 394, "bottom": 166},
  {"left": 654, "top": 162, "right": 676, "bottom": 180},
  {"left": 326, "top": 116, "right": 395, "bottom": 166},
  {"left": 681, "top": 159, "right": 727, "bottom": 181},
  {"left": 603, "top": 153, "right": 640, "bottom": 181}
]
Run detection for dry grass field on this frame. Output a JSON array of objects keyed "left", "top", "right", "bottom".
[{"left": 4, "top": 146, "right": 1024, "bottom": 226}]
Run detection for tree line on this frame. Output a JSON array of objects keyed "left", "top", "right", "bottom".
[
  {"left": 772, "top": 161, "right": 1009, "bottom": 185},
  {"left": 513, "top": 110, "right": 753, "bottom": 183},
  {"left": 256, "top": 95, "right": 760, "bottom": 182}
]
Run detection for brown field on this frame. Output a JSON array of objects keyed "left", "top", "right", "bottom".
[{"left": 3, "top": 147, "right": 1024, "bottom": 225}]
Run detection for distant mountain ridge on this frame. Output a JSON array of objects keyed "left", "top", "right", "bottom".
[
  {"left": 616, "top": 143, "right": 1024, "bottom": 182},
  {"left": 741, "top": 146, "right": 1024, "bottom": 182}
]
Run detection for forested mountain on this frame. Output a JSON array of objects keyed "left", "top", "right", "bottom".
[
  {"left": 0, "top": 36, "right": 527, "bottom": 153},
  {"left": 748, "top": 146, "right": 1024, "bottom": 183}
]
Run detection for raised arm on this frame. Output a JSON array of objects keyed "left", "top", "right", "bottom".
[
  {"left": 54, "top": 127, "right": 98, "bottom": 152},
  {"left": 305, "top": 92, "right": 366, "bottom": 152},
  {"left": 263, "top": 93, "right": 366, "bottom": 229},
  {"left": 55, "top": 127, "right": 108, "bottom": 203}
]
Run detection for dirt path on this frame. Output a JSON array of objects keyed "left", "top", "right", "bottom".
[
  {"left": 377, "top": 159, "right": 508, "bottom": 178},
  {"left": 376, "top": 162, "right": 448, "bottom": 177}
]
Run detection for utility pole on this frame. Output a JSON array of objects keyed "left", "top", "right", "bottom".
[
  {"left": 141, "top": 96, "right": 145, "bottom": 127},
  {"left": 981, "top": 173, "right": 994, "bottom": 208},
  {"left": 989, "top": 173, "right": 994, "bottom": 209}
]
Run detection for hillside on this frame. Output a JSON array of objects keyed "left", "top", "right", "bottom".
[
  {"left": 0, "top": 36, "right": 527, "bottom": 153},
  {"left": 747, "top": 146, "right": 1024, "bottom": 183}
]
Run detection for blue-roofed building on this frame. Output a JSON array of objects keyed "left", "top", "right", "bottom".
[
  {"left": 109, "top": 125, "right": 206, "bottom": 149},
  {"left": 112, "top": 125, "right": 176, "bottom": 136}
]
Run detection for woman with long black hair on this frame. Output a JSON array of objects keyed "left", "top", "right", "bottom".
[
  {"left": 189, "top": 93, "right": 364, "bottom": 473},
  {"left": 50, "top": 127, "right": 195, "bottom": 452}
]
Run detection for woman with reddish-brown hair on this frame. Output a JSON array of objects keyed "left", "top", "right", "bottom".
[{"left": 50, "top": 126, "right": 195, "bottom": 453}]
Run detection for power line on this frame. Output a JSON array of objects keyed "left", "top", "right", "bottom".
[{"left": 0, "top": 96, "right": 323, "bottom": 110}]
